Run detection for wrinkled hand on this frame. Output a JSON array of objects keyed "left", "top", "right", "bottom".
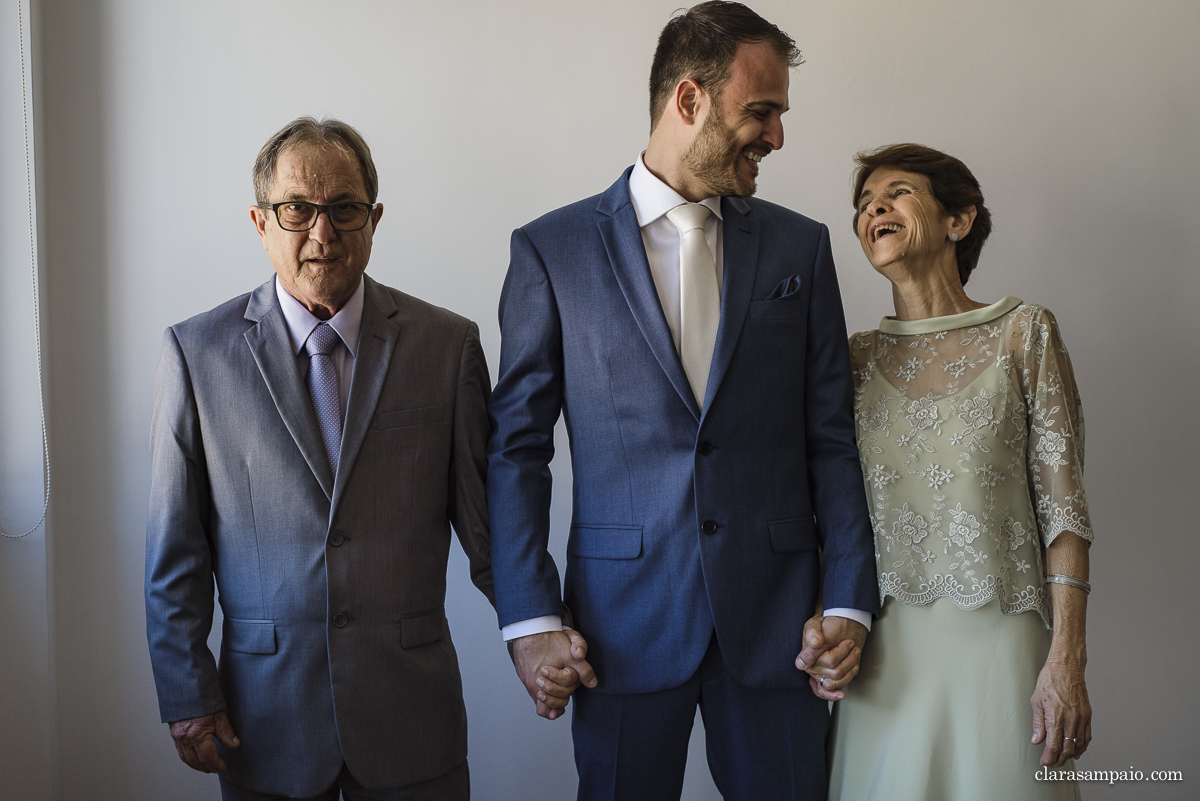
[
  {"left": 795, "top": 614, "right": 867, "bottom": 701},
  {"left": 1031, "top": 660, "right": 1092, "bottom": 767},
  {"left": 169, "top": 711, "right": 240, "bottom": 773},
  {"left": 512, "top": 629, "right": 597, "bottom": 720}
]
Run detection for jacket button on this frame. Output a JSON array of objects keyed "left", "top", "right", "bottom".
[
  {"left": 333, "top": 613, "right": 348, "bottom": 628},
  {"left": 697, "top": 441, "right": 713, "bottom": 456},
  {"left": 702, "top": 520, "right": 718, "bottom": 535},
  {"left": 329, "top": 531, "right": 345, "bottom": 547}
]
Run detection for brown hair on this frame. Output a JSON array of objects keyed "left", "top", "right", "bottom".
[
  {"left": 851, "top": 143, "right": 992, "bottom": 285},
  {"left": 253, "top": 116, "right": 379, "bottom": 205},
  {"left": 648, "top": 1, "right": 801, "bottom": 131}
]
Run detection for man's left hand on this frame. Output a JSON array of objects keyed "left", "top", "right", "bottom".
[{"left": 794, "top": 614, "right": 868, "bottom": 701}]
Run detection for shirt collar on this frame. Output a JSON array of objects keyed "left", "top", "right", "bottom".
[
  {"left": 275, "top": 275, "right": 364, "bottom": 357},
  {"left": 628, "top": 152, "right": 723, "bottom": 229}
]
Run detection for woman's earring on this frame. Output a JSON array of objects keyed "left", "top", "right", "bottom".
[{"left": 950, "top": 233, "right": 960, "bottom": 242}]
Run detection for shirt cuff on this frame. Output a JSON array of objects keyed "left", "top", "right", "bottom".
[
  {"left": 501, "top": 615, "right": 564, "bottom": 642},
  {"left": 823, "top": 607, "right": 872, "bottom": 632}
]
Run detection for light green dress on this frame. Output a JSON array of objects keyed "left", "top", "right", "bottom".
[{"left": 828, "top": 298, "right": 1092, "bottom": 801}]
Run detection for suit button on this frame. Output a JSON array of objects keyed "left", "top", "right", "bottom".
[
  {"left": 702, "top": 520, "right": 718, "bottom": 535},
  {"left": 333, "top": 613, "right": 348, "bottom": 628},
  {"left": 329, "top": 531, "right": 345, "bottom": 547},
  {"left": 697, "top": 441, "right": 713, "bottom": 456}
]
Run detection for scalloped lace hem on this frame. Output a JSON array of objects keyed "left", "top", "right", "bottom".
[
  {"left": 1042, "top": 511, "right": 1095, "bottom": 547},
  {"left": 880, "top": 572, "right": 1050, "bottom": 625}
]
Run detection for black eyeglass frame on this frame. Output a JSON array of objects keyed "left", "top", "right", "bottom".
[{"left": 259, "top": 201, "right": 379, "bottom": 232}]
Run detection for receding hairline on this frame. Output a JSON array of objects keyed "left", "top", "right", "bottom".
[
  {"left": 253, "top": 116, "right": 378, "bottom": 205},
  {"left": 268, "top": 141, "right": 369, "bottom": 198}
]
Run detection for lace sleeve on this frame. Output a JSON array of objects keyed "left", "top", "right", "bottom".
[
  {"left": 848, "top": 330, "right": 875, "bottom": 391},
  {"left": 1015, "top": 306, "right": 1094, "bottom": 547}
]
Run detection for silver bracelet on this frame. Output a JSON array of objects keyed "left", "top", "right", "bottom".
[{"left": 1045, "top": 573, "right": 1091, "bottom": 594}]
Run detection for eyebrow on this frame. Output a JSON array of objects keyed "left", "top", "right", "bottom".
[
  {"left": 857, "top": 179, "right": 917, "bottom": 205},
  {"left": 747, "top": 100, "right": 788, "bottom": 113},
  {"left": 279, "top": 189, "right": 363, "bottom": 203}
]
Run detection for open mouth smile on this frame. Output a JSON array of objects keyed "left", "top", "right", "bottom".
[{"left": 870, "top": 222, "right": 904, "bottom": 243}]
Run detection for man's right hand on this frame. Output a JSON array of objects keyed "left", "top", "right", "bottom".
[
  {"left": 794, "top": 614, "right": 867, "bottom": 701},
  {"left": 168, "top": 711, "right": 240, "bottom": 773},
  {"left": 511, "top": 629, "right": 598, "bottom": 720}
]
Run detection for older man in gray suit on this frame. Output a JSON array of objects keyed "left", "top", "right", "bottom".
[{"left": 145, "top": 117, "right": 493, "bottom": 800}]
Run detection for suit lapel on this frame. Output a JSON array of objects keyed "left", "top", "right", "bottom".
[
  {"left": 332, "top": 275, "right": 399, "bottom": 507},
  {"left": 704, "top": 197, "right": 759, "bottom": 416},
  {"left": 597, "top": 172, "right": 701, "bottom": 421},
  {"left": 243, "top": 279, "right": 335, "bottom": 499}
]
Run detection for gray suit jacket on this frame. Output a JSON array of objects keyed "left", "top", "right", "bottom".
[{"left": 145, "top": 275, "right": 493, "bottom": 796}]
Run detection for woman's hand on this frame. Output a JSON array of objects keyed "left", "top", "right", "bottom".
[{"left": 1030, "top": 658, "right": 1091, "bottom": 768}]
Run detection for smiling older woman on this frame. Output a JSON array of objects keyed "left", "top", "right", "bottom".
[{"left": 826, "top": 144, "right": 1093, "bottom": 801}]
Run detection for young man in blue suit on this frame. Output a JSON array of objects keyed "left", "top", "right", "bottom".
[{"left": 488, "top": 3, "right": 879, "bottom": 799}]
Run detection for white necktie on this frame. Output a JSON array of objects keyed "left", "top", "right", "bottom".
[{"left": 666, "top": 203, "right": 720, "bottom": 408}]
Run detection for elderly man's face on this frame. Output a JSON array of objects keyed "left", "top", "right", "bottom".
[{"left": 251, "top": 143, "right": 383, "bottom": 319}]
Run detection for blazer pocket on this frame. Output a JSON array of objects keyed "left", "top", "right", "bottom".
[
  {"left": 749, "top": 294, "right": 805, "bottom": 321},
  {"left": 373, "top": 405, "right": 445, "bottom": 430},
  {"left": 400, "top": 607, "right": 449, "bottom": 649},
  {"left": 765, "top": 274, "right": 802, "bottom": 300},
  {"left": 768, "top": 516, "right": 819, "bottom": 553},
  {"left": 568, "top": 525, "right": 643, "bottom": 560},
  {"left": 224, "top": 618, "right": 277, "bottom": 655}
]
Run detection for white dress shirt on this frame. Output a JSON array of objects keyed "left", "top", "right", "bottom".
[
  {"left": 502, "top": 157, "right": 870, "bottom": 641},
  {"left": 275, "top": 275, "right": 364, "bottom": 420}
]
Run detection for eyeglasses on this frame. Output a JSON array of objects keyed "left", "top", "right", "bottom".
[{"left": 260, "top": 201, "right": 378, "bottom": 232}]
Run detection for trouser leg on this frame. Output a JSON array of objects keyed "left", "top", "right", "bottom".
[
  {"left": 699, "top": 637, "right": 829, "bottom": 801},
  {"left": 571, "top": 674, "right": 700, "bottom": 801},
  {"left": 219, "top": 761, "right": 468, "bottom": 801}
]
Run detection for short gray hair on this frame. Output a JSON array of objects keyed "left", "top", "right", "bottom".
[{"left": 252, "top": 116, "right": 379, "bottom": 204}]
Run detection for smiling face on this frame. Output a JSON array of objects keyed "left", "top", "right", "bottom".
[
  {"left": 681, "top": 41, "right": 789, "bottom": 198},
  {"left": 250, "top": 142, "right": 383, "bottom": 318},
  {"left": 855, "top": 168, "right": 957, "bottom": 272}
]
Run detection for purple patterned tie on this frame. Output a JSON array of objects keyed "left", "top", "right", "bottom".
[{"left": 305, "top": 323, "right": 342, "bottom": 473}]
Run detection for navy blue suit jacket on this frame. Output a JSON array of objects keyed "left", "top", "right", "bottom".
[{"left": 488, "top": 169, "right": 877, "bottom": 694}]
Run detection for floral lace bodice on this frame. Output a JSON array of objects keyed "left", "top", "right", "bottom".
[{"left": 850, "top": 297, "right": 1094, "bottom": 625}]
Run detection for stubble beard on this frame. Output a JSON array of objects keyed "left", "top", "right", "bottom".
[{"left": 681, "top": 103, "right": 756, "bottom": 199}]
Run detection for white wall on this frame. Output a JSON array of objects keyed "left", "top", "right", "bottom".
[
  {"left": 0, "top": 2, "right": 53, "bottom": 799},
  {"left": 7, "top": 0, "right": 1196, "bottom": 798}
]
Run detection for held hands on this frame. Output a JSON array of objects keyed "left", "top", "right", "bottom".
[
  {"left": 168, "top": 711, "right": 240, "bottom": 773},
  {"left": 511, "top": 629, "right": 598, "bottom": 720},
  {"left": 1031, "top": 659, "right": 1092, "bottom": 768},
  {"left": 794, "top": 614, "right": 868, "bottom": 701}
]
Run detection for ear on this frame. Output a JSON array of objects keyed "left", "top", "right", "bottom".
[
  {"left": 948, "top": 204, "right": 977, "bottom": 241},
  {"left": 673, "top": 78, "right": 708, "bottom": 126},
  {"left": 250, "top": 205, "right": 269, "bottom": 249},
  {"left": 370, "top": 203, "right": 383, "bottom": 230}
]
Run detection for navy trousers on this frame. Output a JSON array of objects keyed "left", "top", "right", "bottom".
[{"left": 572, "top": 636, "right": 829, "bottom": 801}]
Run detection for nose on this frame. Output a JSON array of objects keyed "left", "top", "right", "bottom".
[
  {"left": 764, "top": 115, "right": 784, "bottom": 152},
  {"left": 308, "top": 208, "right": 337, "bottom": 243}
]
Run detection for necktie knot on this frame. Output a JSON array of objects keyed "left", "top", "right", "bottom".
[
  {"left": 305, "top": 323, "right": 340, "bottom": 357},
  {"left": 666, "top": 202, "right": 711, "bottom": 234}
]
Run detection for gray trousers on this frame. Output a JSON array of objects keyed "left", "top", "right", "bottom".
[{"left": 218, "top": 761, "right": 469, "bottom": 801}]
